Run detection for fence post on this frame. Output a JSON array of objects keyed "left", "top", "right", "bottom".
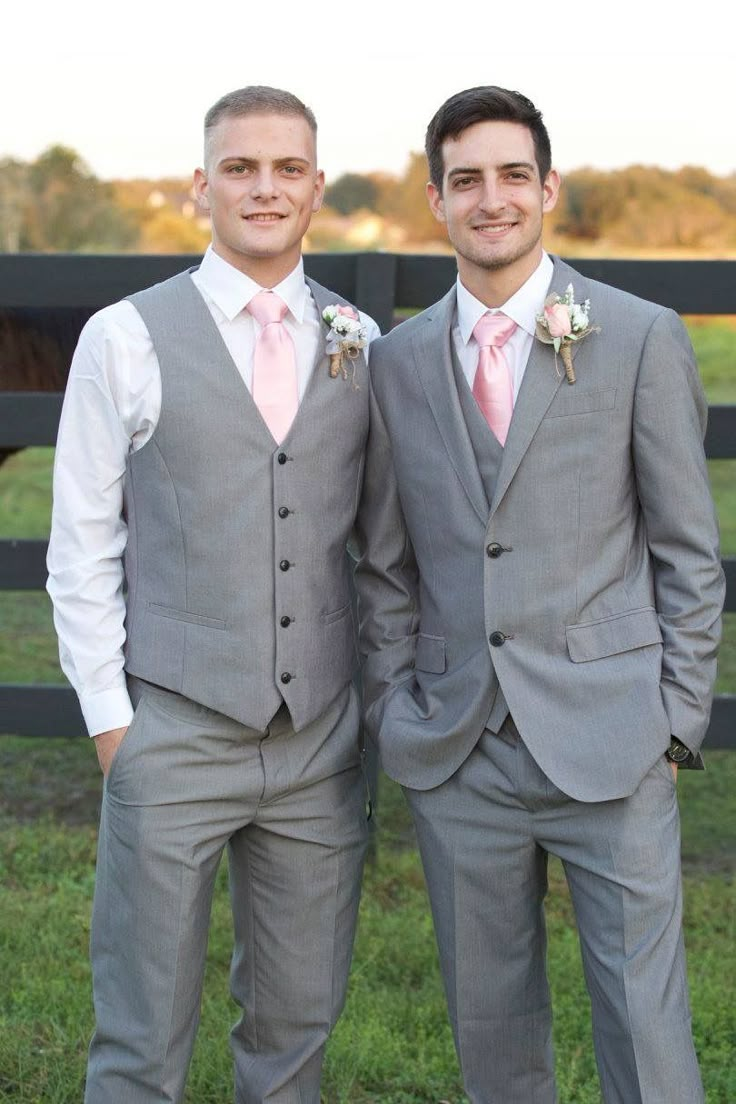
[{"left": 355, "top": 253, "right": 398, "bottom": 335}]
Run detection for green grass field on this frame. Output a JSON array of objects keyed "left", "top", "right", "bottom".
[{"left": 0, "top": 317, "right": 734, "bottom": 1101}]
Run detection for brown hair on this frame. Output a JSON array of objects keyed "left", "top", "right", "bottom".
[{"left": 425, "top": 86, "right": 552, "bottom": 191}]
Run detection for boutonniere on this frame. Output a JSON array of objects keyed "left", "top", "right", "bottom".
[
  {"left": 322, "top": 305, "right": 367, "bottom": 384},
  {"left": 535, "top": 284, "right": 600, "bottom": 384}
]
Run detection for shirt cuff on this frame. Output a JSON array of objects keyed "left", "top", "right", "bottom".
[{"left": 80, "top": 686, "right": 134, "bottom": 737}]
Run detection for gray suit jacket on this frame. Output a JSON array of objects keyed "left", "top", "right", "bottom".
[{"left": 356, "top": 257, "right": 725, "bottom": 801}]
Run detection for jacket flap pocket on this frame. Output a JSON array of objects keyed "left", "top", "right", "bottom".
[
  {"left": 566, "top": 607, "right": 662, "bottom": 663},
  {"left": 546, "top": 388, "right": 617, "bottom": 418},
  {"left": 415, "top": 633, "right": 446, "bottom": 674}
]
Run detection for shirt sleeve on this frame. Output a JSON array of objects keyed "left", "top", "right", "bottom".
[{"left": 46, "top": 305, "right": 154, "bottom": 736}]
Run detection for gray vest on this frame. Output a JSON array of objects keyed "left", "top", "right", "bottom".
[
  {"left": 122, "top": 270, "right": 369, "bottom": 731},
  {"left": 451, "top": 345, "right": 509, "bottom": 733}
]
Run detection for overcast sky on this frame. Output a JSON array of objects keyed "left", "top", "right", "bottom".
[{"left": 4, "top": 1, "right": 734, "bottom": 183}]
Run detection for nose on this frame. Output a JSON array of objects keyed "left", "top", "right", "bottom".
[
  {"left": 477, "top": 178, "right": 504, "bottom": 214},
  {"left": 251, "top": 170, "right": 280, "bottom": 199}
]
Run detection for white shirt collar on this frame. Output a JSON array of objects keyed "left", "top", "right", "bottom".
[
  {"left": 195, "top": 245, "right": 309, "bottom": 324},
  {"left": 456, "top": 252, "right": 554, "bottom": 345}
]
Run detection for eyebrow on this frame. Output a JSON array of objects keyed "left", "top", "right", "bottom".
[
  {"left": 219, "top": 156, "right": 311, "bottom": 168},
  {"left": 447, "top": 161, "right": 536, "bottom": 178}
]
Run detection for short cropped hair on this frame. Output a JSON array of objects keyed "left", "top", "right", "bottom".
[
  {"left": 425, "top": 86, "right": 552, "bottom": 190},
  {"left": 204, "top": 86, "right": 317, "bottom": 164}
]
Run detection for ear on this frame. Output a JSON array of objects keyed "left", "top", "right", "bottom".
[
  {"left": 426, "top": 180, "right": 446, "bottom": 224},
  {"left": 193, "top": 167, "right": 210, "bottom": 211},
  {"left": 312, "top": 169, "right": 326, "bottom": 214},
  {"left": 542, "top": 168, "right": 560, "bottom": 214}
]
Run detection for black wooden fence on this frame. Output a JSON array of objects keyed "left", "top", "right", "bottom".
[{"left": 1, "top": 253, "right": 734, "bottom": 746}]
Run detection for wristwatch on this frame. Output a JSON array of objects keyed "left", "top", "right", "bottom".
[{"left": 665, "top": 738, "right": 692, "bottom": 765}]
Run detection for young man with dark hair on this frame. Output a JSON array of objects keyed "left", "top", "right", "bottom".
[
  {"left": 357, "top": 85, "right": 723, "bottom": 1102},
  {"left": 48, "top": 85, "right": 378, "bottom": 1104}
]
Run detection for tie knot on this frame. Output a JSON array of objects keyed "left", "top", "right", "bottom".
[
  {"left": 473, "top": 311, "right": 517, "bottom": 348},
  {"left": 247, "top": 290, "right": 288, "bottom": 327}
]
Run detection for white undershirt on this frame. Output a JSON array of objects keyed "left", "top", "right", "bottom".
[
  {"left": 46, "top": 246, "right": 380, "bottom": 736},
  {"left": 452, "top": 252, "right": 554, "bottom": 397}
]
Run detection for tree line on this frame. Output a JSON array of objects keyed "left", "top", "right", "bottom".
[{"left": 1, "top": 145, "right": 735, "bottom": 254}]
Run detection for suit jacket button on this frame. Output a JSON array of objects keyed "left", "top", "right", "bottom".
[
  {"left": 280, "top": 672, "right": 292, "bottom": 684},
  {"left": 278, "top": 507, "right": 290, "bottom": 519},
  {"left": 489, "top": 631, "right": 506, "bottom": 647},
  {"left": 280, "top": 615, "right": 291, "bottom": 627},
  {"left": 277, "top": 452, "right": 288, "bottom": 465},
  {"left": 279, "top": 559, "right": 290, "bottom": 572},
  {"left": 486, "top": 543, "right": 503, "bottom": 558}
]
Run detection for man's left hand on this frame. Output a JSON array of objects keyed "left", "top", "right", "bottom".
[{"left": 669, "top": 761, "right": 678, "bottom": 782}]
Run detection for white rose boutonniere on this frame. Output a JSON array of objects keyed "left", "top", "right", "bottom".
[
  {"left": 322, "top": 305, "right": 367, "bottom": 384},
  {"left": 535, "top": 284, "right": 600, "bottom": 384}
]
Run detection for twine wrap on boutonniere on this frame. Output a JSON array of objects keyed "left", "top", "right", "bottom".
[
  {"left": 535, "top": 284, "right": 600, "bottom": 384},
  {"left": 322, "top": 305, "right": 367, "bottom": 386}
]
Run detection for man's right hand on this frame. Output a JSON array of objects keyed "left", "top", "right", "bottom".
[{"left": 93, "top": 726, "right": 129, "bottom": 777}]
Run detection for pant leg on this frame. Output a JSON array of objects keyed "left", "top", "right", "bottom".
[
  {"left": 539, "top": 753, "right": 704, "bottom": 1104},
  {"left": 228, "top": 686, "right": 369, "bottom": 1104},
  {"left": 405, "top": 725, "right": 557, "bottom": 1104},
  {"left": 85, "top": 682, "right": 263, "bottom": 1104}
]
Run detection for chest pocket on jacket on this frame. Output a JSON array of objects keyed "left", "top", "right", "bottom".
[{"left": 545, "top": 388, "right": 617, "bottom": 419}]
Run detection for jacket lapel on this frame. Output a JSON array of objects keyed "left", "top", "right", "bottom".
[
  {"left": 410, "top": 287, "right": 489, "bottom": 525},
  {"left": 490, "top": 257, "right": 589, "bottom": 516}
]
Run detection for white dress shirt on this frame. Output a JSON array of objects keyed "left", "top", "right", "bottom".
[
  {"left": 46, "top": 246, "right": 380, "bottom": 737},
  {"left": 452, "top": 252, "right": 554, "bottom": 398}
]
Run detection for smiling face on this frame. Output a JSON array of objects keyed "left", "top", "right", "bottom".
[
  {"left": 427, "top": 120, "right": 559, "bottom": 304},
  {"left": 194, "top": 112, "right": 324, "bottom": 285}
]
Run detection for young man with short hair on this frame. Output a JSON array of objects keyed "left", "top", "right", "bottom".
[
  {"left": 357, "top": 85, "right": 723, "bottom": 1103},
  {"left": 48, "top": 85, "right": 378, "bottom": 1104}
]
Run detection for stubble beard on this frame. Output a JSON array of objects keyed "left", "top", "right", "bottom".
[{"left": 457, "top": 227, "right": 537, "bottom": 274}]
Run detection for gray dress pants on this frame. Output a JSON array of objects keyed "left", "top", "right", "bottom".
[
  {"left": 85, "top": 679, "right": 368, "bottom": 1104},
  {"left": 406, "top": 718, "right": 703, "bottom": 1104}
]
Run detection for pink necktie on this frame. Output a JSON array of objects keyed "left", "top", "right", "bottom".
[
  {"left": 472, "top": 312, "right": 517, "bottom": 445},
  {"left": 247, "top": 291, "right": 298, "bottom": 444}
]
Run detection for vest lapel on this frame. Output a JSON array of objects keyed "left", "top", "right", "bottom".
[
  {"left": 281, "top": 277, "right": 366, "bottom": 438},
  {"left": 450, "top": 341, "right": 506, "bottom": 515},
  {"left": 177, "top": 271, "right": 277, "bottom": 449}
]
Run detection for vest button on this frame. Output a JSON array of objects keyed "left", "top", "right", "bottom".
[
  {"left": 279, "top": 559, "right": 290, "bottom": 572},
  {"left": 277, "top": 452, "right": 288, "bottom": 465},
  {"left": 489, "top": 631, "right": 506, "bottom": 647},
  {"left": 280, "top": 615, "right": 291, "bottom": 628},
  {"left": 486, "top": 543, "right": 503, "bottom": 558},
  {"left": 280, "top": 672, "right": 292, "bottom": 684},
  {"left": 278, "top": 506, "right": 290, "bottom": 519}
]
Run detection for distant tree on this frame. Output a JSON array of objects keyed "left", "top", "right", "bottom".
[
  {"left": 378, "top": 152, "right": 446, "bottom": 244},
  {"left": 0, "top": 158, "right": 28, "bottom": 252},
  {"left": 138, "top": 209, "right": 209, "bottom": 253},
  {"left": 324, "top": 173, "right": 378, "bottom": 215},
  {"left": 111, "top": 178, "right": 210, "bottom": 254},
  {"left": 555, "top": 164, "right": 736, "bottom": 249},
  {"left": 555, "top": 169, "right": 629, "bottom": 239},
  {"left": 21, "top": 145, "right": 138, "bottom": 252}
]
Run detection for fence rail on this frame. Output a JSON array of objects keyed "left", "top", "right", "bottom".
[{"left": 1, "top": 254, "right": 734, "bottom": 747}]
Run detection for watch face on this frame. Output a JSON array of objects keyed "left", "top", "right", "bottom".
[{"left": 667, "top": 741, "right": 690, "bottom": 763}]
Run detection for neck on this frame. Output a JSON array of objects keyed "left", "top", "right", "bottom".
[
  {"left": 458, "top": 246, "right": 543, "bottom": 309},
  {"left": 212, "top": 243, "right": 301, "bottom": 289}
]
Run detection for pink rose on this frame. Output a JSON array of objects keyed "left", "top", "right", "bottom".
[
  {"left": 544, "top": 303, "right": 572, "bottom": 338},
  {"left": 336, "top": 305, "right": 358, "bottom": 319}
]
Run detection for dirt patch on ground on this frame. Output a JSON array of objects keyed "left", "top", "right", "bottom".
[{"left": 0, "top": 737, "right": 102, "bottom": 826}]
